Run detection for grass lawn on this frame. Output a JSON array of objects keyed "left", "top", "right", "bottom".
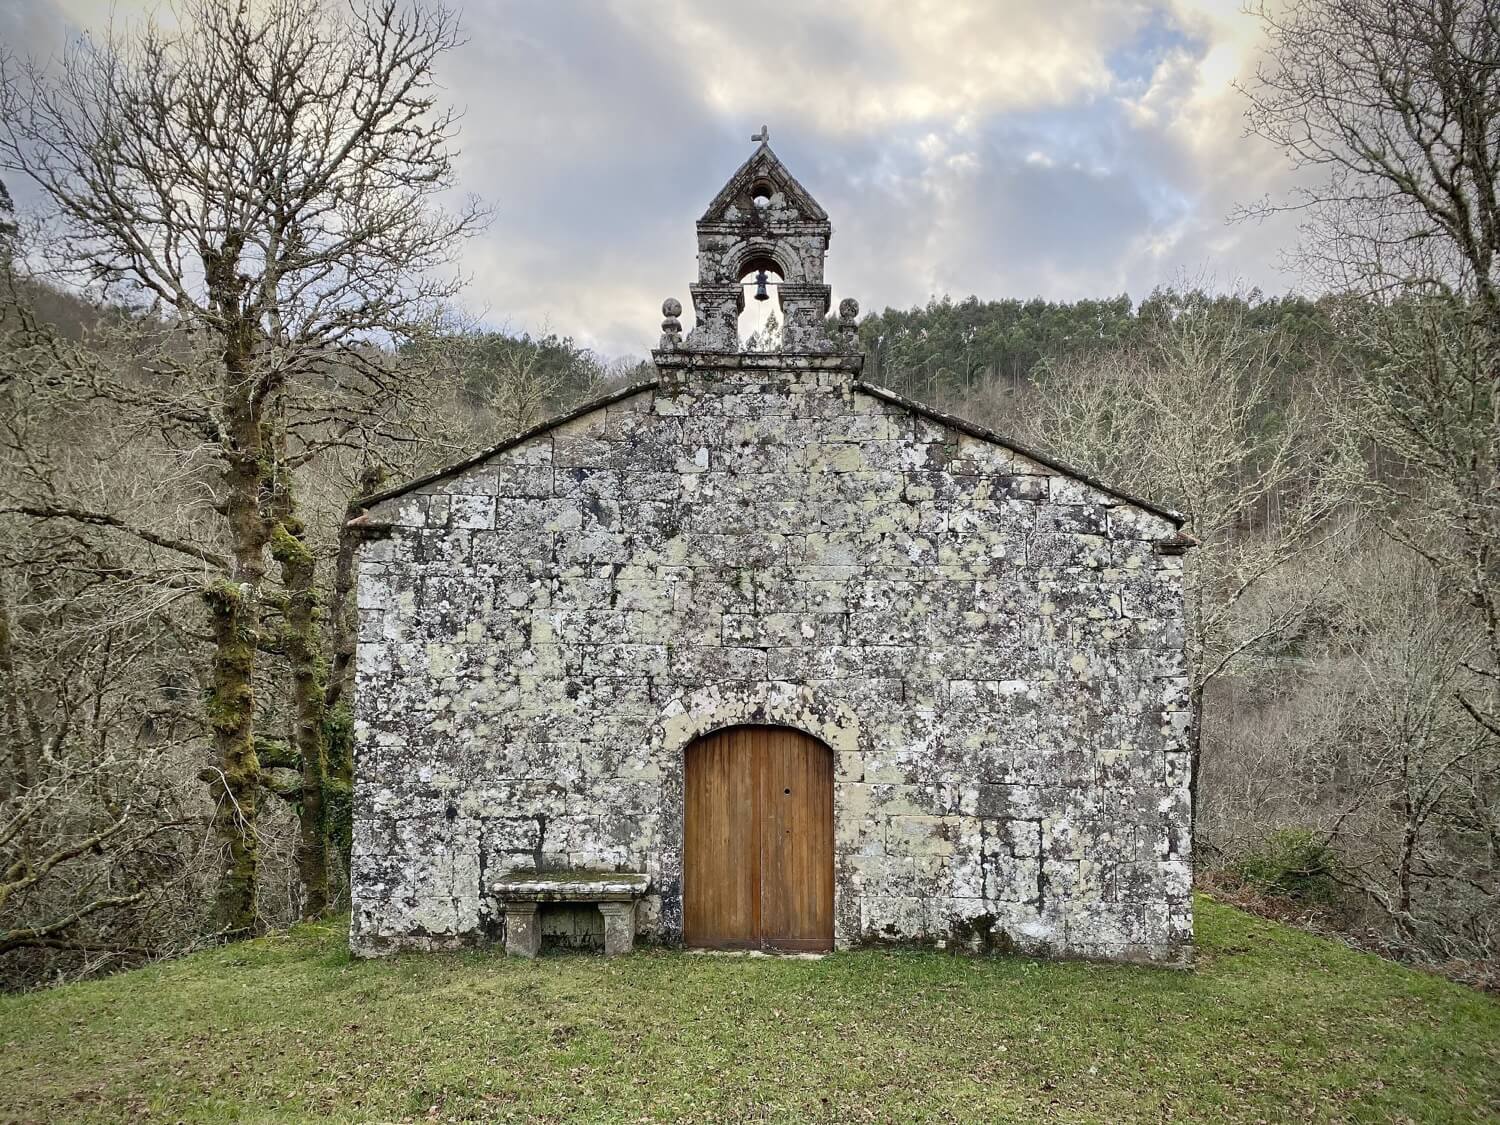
[{"left": 1, "top": 896, "right": 1496, "bottom": 1124}]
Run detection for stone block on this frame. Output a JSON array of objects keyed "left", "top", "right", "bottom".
[
  {"left": 505, "top": 902, "right": 542, "bottom": 958},
  {"left": 598, "top": 901, "right": 638, "bottom": 956},
  {"left": 886, "top": 815, "right": 956, "bottom": 857}
]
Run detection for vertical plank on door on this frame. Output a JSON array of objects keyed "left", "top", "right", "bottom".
[
  {"left": 683, "top": 729, "right": 756, "bottom": 948},
  {"left": 758, "top": 728, "right": 835, "bottom": 951}
]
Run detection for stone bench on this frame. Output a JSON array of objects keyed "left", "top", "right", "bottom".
[{"left": 491, "top": 872, "right": 650, "bottom": 958}]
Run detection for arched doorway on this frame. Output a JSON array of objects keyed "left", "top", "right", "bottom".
[{"left": 683, "top": 725, "right": 834, "bottom": 951}]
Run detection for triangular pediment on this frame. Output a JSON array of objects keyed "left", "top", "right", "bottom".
[
  {"left": 699, "top": 143, "right": 829, "bottom": 225},
  {"left": 351, "top": 368, "right": 1183, "bottom": 534}
]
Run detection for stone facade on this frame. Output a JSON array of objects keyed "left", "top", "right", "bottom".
[{"left": 348, "top": 139, "right": 1194, "bottom": 966}]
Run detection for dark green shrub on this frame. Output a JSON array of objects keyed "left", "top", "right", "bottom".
[{"left": 1232, "top": 827, "right": 1340, "bottom": 904}]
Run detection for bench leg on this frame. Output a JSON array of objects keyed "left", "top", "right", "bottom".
[
  {"left": 597, "top": 901, "right": 636, "bottom": 956},
  {"left": 505, "top": 903, "right": 542, "bottom": 958}
]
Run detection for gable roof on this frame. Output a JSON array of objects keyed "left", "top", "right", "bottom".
[
  {"left": 351, "top": 379, "right": 661, "bottom": 519},
  {"left": 699, "top": 142, "right": 830, "bottom": 224},
  {"left": 349, "top": 376, "right": 1184, "bottom": 530},
  {"left": 852, "top": 381, "right": 1184, "bottom": 526}
]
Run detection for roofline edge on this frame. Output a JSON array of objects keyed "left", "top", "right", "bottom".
[
  {"left": 342, "top": 372, "right": 1185, "bottom": 532},
  {"left": 851, "top": 380, "right": 1187, "bottom": 529},
  {"left": 347, "top": 378, "right": 663, "bottom": 518}
]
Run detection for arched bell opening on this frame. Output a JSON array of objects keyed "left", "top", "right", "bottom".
[{"left": 737, "top": 254, "right": 784, "bottom": 352}]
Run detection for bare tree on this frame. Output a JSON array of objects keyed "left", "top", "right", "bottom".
[
  {"left": 431, "top": 323, "right": 613, "bottom": 437},
  {"left": 1324, "top": 543, "right": 1496, "bottom": 951},
  {"left": 0, "top": 178, "right": 15, "bottom": 265},
  {"left": 1243, "top": 0, "right": 1500, "bottom": 739},
  {"left": 1244, "top": 0, "right": 1500, "bottom": 314},
  {"left": 0, "top": 636, "right": 206, "bottom": 971},
  {"left": 0, "top": 0, "right": 482, "bottom": 935},
  {"left": 485, "top": 338, "right": 570, "bottom": 435},
  {"left": 0, "top": 317, "right": 215, "bottom": 976},
  {"left": 1023, "top": 291, "right": 1342, "bottom": 835},
  {"left": 1203, "top": 528, "right": 1498, "bottom": 963}
]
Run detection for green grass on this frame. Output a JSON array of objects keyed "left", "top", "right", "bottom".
[{"left": 1, "top": 897, "right": 1495, "bottom": 1123}]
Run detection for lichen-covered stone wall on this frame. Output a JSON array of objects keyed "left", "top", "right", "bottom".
[{"left": 349, "top": 353, "right": 1193, "bottom": 964}]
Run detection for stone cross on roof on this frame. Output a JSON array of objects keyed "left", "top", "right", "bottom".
[{"left": 751, "top": 125, "right": 769, "bottom": 144}]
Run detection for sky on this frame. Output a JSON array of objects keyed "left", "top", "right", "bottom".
[{"left": 3, "top": 0, "right": 1307, "bottom": 360}]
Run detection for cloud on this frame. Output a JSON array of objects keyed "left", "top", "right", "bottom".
[
  {"left": 658, "top": 0, "right": 1140, "bottom": 131},
  {"left": 4, "top": 0, "right": 1309, "bottom": 357}
]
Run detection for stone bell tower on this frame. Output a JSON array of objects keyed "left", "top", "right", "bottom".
[{"left": 657, "top": 127, "right": 860, "bottom": 356}]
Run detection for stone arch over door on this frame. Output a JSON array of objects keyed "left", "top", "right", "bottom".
[
  {"left": 683, "top": 725, "right": 834, "bottom": 951},
  {"left": 653, "top": 684, "right": 860, "bottom": 944}
]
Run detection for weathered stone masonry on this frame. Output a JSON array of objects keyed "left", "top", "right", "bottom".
[
  {"left": 350, "top": 352, "right": 1193, "bottom": 964},
  {"left": 348, "top": 137, "right": 1194, "bottom": 965}
]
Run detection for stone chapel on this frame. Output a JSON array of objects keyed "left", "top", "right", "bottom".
[{"left": 348, "top": 134, "right": 1195, "bottom": 965}]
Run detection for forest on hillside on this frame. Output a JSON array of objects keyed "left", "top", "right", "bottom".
[{"left": 2, "top": 0, "right": 1498, "bottom": 990}]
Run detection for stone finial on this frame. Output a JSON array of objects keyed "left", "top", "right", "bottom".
[
  {"left": 660, "top": 297, "right": 683, "bottom": 351},
  {"left": 838, "top": 297, "right": 860, "bottom": 352}
]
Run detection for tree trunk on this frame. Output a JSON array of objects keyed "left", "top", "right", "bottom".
[
  {"left": 0, "top": 589, "right": 30, "bottom": 798},
  {"left": 270, "top": 508, "right": 330, "bottom": 919},
  {"left": 1187, "top": 681, "right": 1204, "bottom": 856},
  {"left": 267, "top": 423, "right": 331, "bottom": 919},
  {"left": 1396, "top": 747, "right": 1416, "bottom": 925},
  {"left": 1396, "top": 823, "right": 1416, "bottom": 923},
  {"left": 204, "top": 571, "right": 261, "bottom": 938},
  {"left": 205, "top": 313, "right": 269, "bottom": 939}
]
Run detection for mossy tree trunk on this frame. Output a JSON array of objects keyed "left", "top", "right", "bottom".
[
  {"left": 267, "top": 434, "right": 330, "bottom": 919},
  {"left": 0, "top": 589, "right": 30, "bottom": 799},
  {"left": 204, "top": 255, "right": 270, "bottom": 940},
  {"left": 1187, "top": 681, "right": 1204, "bottom": 851}
]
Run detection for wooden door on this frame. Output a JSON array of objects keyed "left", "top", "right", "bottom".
[
  {"left": 682, "top": 729, "right": 757, "bottom": 948},
  {"left": 683, "top": 726, "right": 834, "bottom": 951}
]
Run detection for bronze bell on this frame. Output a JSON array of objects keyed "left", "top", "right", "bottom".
[{"left": 753, "top": 269, "right": 770, "bottom": 302}]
